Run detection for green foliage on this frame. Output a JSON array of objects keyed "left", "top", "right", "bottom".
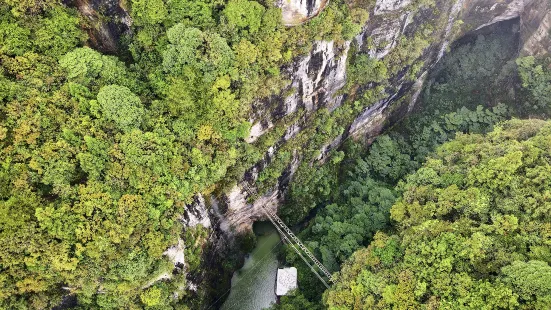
[
  {"left": 283, "top": 159, "right": 339, "bottom": 224},
  {"left": 0, "top": 0, "right": 536, "bottom": 308},
  {"left": 0, "top": 21, "right": 31, "bottom": 56},
  {"left": 309, "top": 165, "right": 396, "bottom": 270},
  {"left": 223, "top": 0, "right": 265, "bottom": 35},
  {"left": 385, "top": 31, "right": 430, "bottom": 73},
  {"left": 183, "top": 225, "right": 208, "bottom": 272},
  {"left": 257, "top": 150, "right": 292, "bottom": 186},
  {"left": 325, "top": 120, "right": 551, "bottom": 309},
  {"left": 2, "top": 0, "right": 58, "bottom": 17},
  {"left": 0, "top": 5, "right": 86, "bottom": 60},
  {"left": 269, "top": 291, "right": 323, "bottom": 310},
  {"left": 34, "top": 7, "right": 86, "bottom": 57},
  {"left": 0, "top": 0, "right": 380, "bottom": 307},
  {"left": 282, "top": 29, "right": 522, "bottom": 305},
  {"left": 346, "top": 54, "right": 388, "bottom": 89},
  {"left": 517, "top": 56, "right": 551, "bottom": 111},
  {"left": 60, "top": 47, "right": 140, "bottom": 91},
  {"left": 163, "top": 24, "right": 234, "bottom": 83},
  {"left": 141, "top": 286, "right": 164, "bottom": 307},
  {"left": 165, "top": 0, "right": 217, "bottom": 28},
  {"left": 342, "top": 8, "right": 369, "bottom": 40},
  {"left": 424, "top": 33, "right": 518, "bottom": 112},
  {"left": 131, "top": 0, "right": 168, "bottom": 26},
  {"left": 97, "top": 85, "right": 145, "bottom": 132},
  {"left": 365, "top": 135, "right": 414, "bottom": 183},
  {"left": 502, "top": 261, "right": 551, "bottom": 304}
]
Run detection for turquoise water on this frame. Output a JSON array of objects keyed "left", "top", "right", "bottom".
[{"left": 221, "top": 222, "right": 281, "bottom": 310}]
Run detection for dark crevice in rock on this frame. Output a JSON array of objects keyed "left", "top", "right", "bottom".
[{"left": 65, "top": 0, "right": 131, "bottom": 54}]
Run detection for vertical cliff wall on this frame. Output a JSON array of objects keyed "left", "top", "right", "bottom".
[
  {"left": 153, "top": 0, "right": 551, "bottom": 305},
  {"left": 520, "top": 0, "right": 551, "bottom": 56},
  {"left": 68, "top": 0, "right": 549, "bottom": 236},
  {"left": 217, "top": 0, "right": 533, "bottom": 235},
  {"left": 277, "top": 0, "right": 330, "bottom": 25}
]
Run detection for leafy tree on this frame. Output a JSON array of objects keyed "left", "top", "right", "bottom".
[
  {"left": 162, "top": 25, "right": 204, "bottom": 75},
  {"left": 34, "top": 7, "right": 86, "bottom": 57},
  {"left": 131, "top": 0, "right": 168, "bottom": 26},
  {"left": 365, "top": 135, "right": 413, "bottom": 183},
  {"left": 346, "top": 54, "right": 388, "bottom": 89},
  {"left": 166, "top": 0, "right": 217, "bottom": 28},
  {"left": 77, "top": 136, "right": 109, "bottom": 180},
  {"left": 234, "top": 39, "right": 259, "bottom": 68},
  {"left": 141, "top": 287, "right": 163, "bottom": 307},
  {"left": 502, "top": 261, "right": 551, "bottom": 305},
  {"left": 269, "top": 291, "right": 322, "bottom": 310},
  {"left": 308, "top": 160, "right": 396, "bottom": 270},
  {"left": 223, "top": 0, "right": 265, "bottom": 35},
  {"left": 97, "top": 85, "right": 145, "bottom": 132},
  {"left": 0, "top": 0, "right": 530, "bottom": 308},
  {"left": 2, "top": 0, "right": 58, "bottom": 17},
  {"left": 162, "top": 24, "right": 234, "bottom": 83},
  {"left": 0, "top": 21, "right": 31, "bottom": 56},
  {"left": 517, "top": 56, "right": 551, "bottom": 110},
  {"left": 60, "top": 47, "right": 140, "bottom": 91}
]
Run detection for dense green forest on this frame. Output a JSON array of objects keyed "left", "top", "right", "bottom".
[
  {"left": 1, "top": 0, "right": 551, "bottom": 309},
  {"left": 272, "top": 27, "right": 551, "bottom": 309},
  {"left": 0, "top": 0, "right": 372, "bottom": 308},
  {"left": 324, "top": 118, "right": 551, "bottom": 309}
]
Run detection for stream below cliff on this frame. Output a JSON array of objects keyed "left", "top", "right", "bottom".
[{"left": 221, "top": 222, "right": 282, "bottom": 310}]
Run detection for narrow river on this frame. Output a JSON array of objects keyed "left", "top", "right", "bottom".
[{"left": 221, "top": 222, "right": 281, "bottom": 310}]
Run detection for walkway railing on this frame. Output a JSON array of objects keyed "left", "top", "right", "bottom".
[{"left": 242, "top": 183, "right": 334, "bottom": 288}]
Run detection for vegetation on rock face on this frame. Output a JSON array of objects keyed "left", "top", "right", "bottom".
[
  {"left": 324, "top": 119, "right": 551, "bottom": 309},
  {"left": 517, "top": 56, "right": 551, "bottom": 112},
  {"left": 1, "top": 0, "right": 551, "bottom": 308},
  {"left": 0, "top": 0, "right": 373, "bottom": 307},
  {"left": 285, "top": 30, "right": 515, "bottom": 267}
]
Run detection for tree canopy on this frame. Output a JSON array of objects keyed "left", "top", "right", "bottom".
[
  {"left": 97, "top": 85, "right": 145, "bottom": 132},
  {"left": 517, "top": 56, "right": 551, "bottom": 111},
  {"left": 324, "top": 119, "right": 551, "bottom": 309},
  {"left": 0, "top": 0, "right": 546, "bottom": 308}
]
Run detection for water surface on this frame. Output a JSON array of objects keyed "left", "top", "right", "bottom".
[{"left": 221, "top": 222, "right": 281, "bottom": 310}]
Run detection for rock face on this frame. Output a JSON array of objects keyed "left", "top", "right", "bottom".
[
  {"left": 216, "top": 150, "right": 300, "bottom": 232},
  {"left": 520, "top": 0, "right": 551, "bottom": 56},
  {"left": 221, "top": 0, "right": 549, "bottom": 235},
  {"left": 374, "top": 0, "right": 412, "bottom": 15},
  {"left": 67, "top": 0, "right": 131, "bottom": 53},
  {"left": 247, "top": 41, "right": 350, "bottom": 143},
  {"left": 461, "top": 0, "right": 524, "bottom": 30},
  {"left": 277, "top": 0, "right": 329, "bottom": 25}
]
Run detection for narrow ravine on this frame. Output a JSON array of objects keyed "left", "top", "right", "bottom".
[{"left": 221, "top": 222, "right": 282, "bottom": 310}]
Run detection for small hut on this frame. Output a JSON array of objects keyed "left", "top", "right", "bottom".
[{"left": 276, "top": 267, "right": 298, "bottom": 296}]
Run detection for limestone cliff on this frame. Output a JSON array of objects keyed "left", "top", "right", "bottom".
[
  {"left": 520, "top": 0, "right": 551, "bottom": 56},
  {"left": 180, "top": 1, "right": 550, "bottom": 304},
  {"left": 219, "top": 0, "right": 536, "bottom": 234},
  {"left": 276, "top": 0, "right": 330, "bottom": 25},
  {"left": 68, "top": 0, "right": 551, "bottom": 305}
]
